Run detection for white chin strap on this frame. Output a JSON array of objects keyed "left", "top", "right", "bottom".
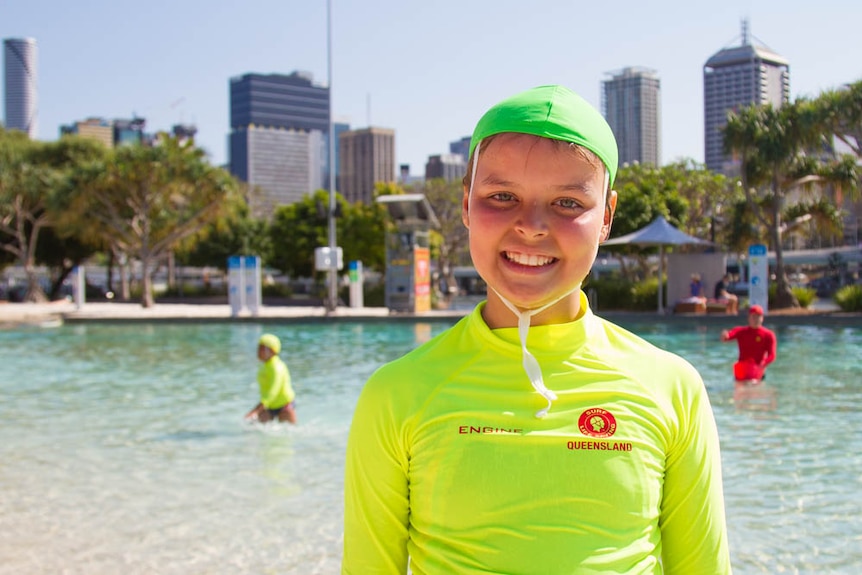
[
  {"left": 492, "top": 288, "right": 577, "bottom": 418},
  {"left": 468, "top": 138, "right": 596, "bottom": 419}
]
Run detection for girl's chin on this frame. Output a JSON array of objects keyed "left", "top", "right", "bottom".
[{"left": 491, "top": 286, "right": 580, "bottom": 311}]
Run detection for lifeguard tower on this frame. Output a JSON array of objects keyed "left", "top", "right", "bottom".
[{"left": 376, "top": 193, "right": 440, "bottom": 313}]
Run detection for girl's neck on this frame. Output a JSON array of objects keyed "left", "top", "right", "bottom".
[{"left": 482, "top": 292, "right": 583, "bottom": 329}]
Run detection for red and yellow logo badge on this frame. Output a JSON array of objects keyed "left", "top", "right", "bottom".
[{"left": 578, "top": 408, "right": 617, "bottom": 438}]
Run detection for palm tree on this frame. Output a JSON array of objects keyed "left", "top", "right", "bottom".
[
  {"left": 723, "top": 99, "right": 858, "bottom": 308},
  {"left": 813, "top": 80, "right": 862, "bottom": 158}
]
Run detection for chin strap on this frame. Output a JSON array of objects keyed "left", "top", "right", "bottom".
[
  {"left": 491, "top": 287, "right": 579, "bottom": 418},
  {"left": 468, "top": 137, "right": 599, "bottom": 418}
]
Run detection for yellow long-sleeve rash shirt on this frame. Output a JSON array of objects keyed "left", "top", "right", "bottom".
[{"left": 343, "top": 296, "right": 731, "bottom": 574}]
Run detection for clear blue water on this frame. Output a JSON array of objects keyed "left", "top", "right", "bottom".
[{"left": 1, "top": 317, "right": 860, "bottom": 574}]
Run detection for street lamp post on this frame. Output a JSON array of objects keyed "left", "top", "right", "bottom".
[{"left": 326, "top": 0, "right": 337, "bottom": 312}]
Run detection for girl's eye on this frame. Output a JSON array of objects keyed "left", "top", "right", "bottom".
[
  {"left": 556, "top": 198, "right": 581, "bottom": 209},
  {"left": 490, "top": 192, "right": 515, "bottom": 202}
]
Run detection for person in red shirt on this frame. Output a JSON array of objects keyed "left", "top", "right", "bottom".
[{"left": 720, "top": 304, "right": 777, "bottom": 382}]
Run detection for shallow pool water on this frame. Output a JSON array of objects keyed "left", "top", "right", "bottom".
[{"left": 1, "top": 318, "right": 859, "bottom": 574}]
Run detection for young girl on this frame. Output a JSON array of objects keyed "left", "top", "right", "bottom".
[
  {"left": 343, "top": 85, "right": 731, "bottom": 574},
  {"left": 244, "top": 333, "right": 296, "bottom": 424}
]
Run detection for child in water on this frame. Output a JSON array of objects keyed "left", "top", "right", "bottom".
[{"left": 245, "top": 333, "right": 296, "bottom": 424}]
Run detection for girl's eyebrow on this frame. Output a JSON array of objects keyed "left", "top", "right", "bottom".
[
  {"left": 480, "top": 174, "right": 515, "bottom": 187},
  {"left": 480, "top": 174, "right": 595, "bottom": 194},
  {"left": 556, "top": 182, "right": 594, "bottom": 193},
  {"left": 482, "top": 174, "right": 592, "bottom": 192}
]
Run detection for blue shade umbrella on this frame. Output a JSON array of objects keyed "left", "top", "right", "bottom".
[{"left": 601, "top": 216, "right": 713, "bottom": 313}]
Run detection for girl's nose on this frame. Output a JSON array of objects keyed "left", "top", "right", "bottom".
[{"left": 515, "top": 202, "right": 549, "bottom": 238}]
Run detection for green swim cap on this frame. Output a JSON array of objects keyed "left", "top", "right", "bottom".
[
  {"left": 258, "top": 334, "right": 281, "bottom": 354},
  {"left": 469, "top": 85, "right": 619, "bottom": 187}
]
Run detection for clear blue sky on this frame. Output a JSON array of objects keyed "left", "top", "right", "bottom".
[{"left": 3, "top": 0, "right": 861, "bottom": 175}]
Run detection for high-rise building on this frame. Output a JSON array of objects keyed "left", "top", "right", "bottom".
[
  {"left": 60, "top": 118, "right": 114, "bottom": 148},
  {"left": 338, "top": 127, "right": 395, "bottom": 204},
  {"left": 449, "top": 136, "right": 471, "bottom": 161},
  {"left": 114, "top": 117, "right": 148, "bottom": 146},
  {"left": 396, "top": 164, "right": 423, "bottom": 187},
  {"left": 602, "top": 67, "right": 661, "bottom": 166},
  {"left": 228, "top": 71, "right": 330, "bottom": 214},
  {"left": 233, "top": 127, "right": 323, "bottom": 216},
  {"left": 60, "top": 116, "right": 153, "bottom": 148},
  {"left": 230, "top": 71, "right": 328, "bottom": 132},
  {"left": 425, "top": 153, "right": 466, "bottom": 182},
  {"left": 703, "top": 20, "right": 789, "bottom": 174},
  {"left": 172, "top": 123, "right": 198, "bottom": 144},
  {"left": 4, "top": 38, "right": 38, "bottom": 138},
  {"left": 331, "top": 120, "right": 351, "bottom": 191}
]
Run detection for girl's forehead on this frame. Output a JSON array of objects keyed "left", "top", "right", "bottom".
[
  {"left": 484, "top": 132, "right": 558, "bottom": 151},
  {"left": 483, "top": 134, "right": 603, "bottom": 170},
  {"left": 466, "top": 132, "right": 610, "bottom": 200},
  {"left": 480, "top": 135, "right": 604, "bottom": 179}
]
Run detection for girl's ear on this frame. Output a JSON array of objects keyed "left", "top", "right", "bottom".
[
  {"left": 461, "top": 185, "right": 470, "bottom": 229},
  {"left": 600, "top": 190, "right": 617, "bottom": 242}
]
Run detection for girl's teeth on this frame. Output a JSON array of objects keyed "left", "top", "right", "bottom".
[{"left": 507, "top": 252, "right": 552, "bottom": 266}]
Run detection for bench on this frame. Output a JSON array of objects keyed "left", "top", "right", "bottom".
[
  {"left": 673, "top": 300, "right": 706, "bottom": 314},
  {"left": 706, "top": 299, "right": 735, "bottom": 314}
]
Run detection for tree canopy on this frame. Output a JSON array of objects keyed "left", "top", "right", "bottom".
[
  {"left": 723, "top": 93, "right": 860, "bottom": 308},
  {"left": 0, "top": 129, "right": 109, "bottom": 301},
  {"left": 61, "top": 134, "right": 241, "bottom": 307},
  {"left": 605, "top": 160, "right": 736, "bottom": 281}
]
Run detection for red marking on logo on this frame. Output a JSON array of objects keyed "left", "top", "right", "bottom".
[{"left": 578, "top": 408, "right": 617, "bottom": 438}]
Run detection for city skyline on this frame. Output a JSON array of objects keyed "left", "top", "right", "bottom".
[{"left": 2, "top": 0, "right": 862, "bottom": 176}]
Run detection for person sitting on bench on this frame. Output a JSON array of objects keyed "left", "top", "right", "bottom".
[{"left": 713, "top": 273, "right": 738, "bottom": 314}]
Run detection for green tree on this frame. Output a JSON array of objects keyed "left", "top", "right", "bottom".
[
  {"left": 37, "top": 136, "right": 111, "bottom": 298},
  {"left": 175, "top": 187, "right": 269, "bottom": 272},
  {"left": 0, "top": 129, "right": 54, "bottom": 301},
  {"left": 813, "top": 79, "right": 862, "bottom": 158},
  {"left": 266, "top": 187, "right": 389, "bottom": 297},
  {"left": 0, "top": 130, "right": 107, "bottom": 301},
  {"left": 64, "top": 134, "right": 241, "bottom": 307},
  {"left": 722, "top": 196, "right": 765, "bottom": 255},
  {"left": 268, "top": 190, "right": 349, "bottom": 279},
  {"left": 340, "top": 192, "right": 387, "bottom": 274},
  {"left": 414, "top": 178, "right": 469, "bottom": 299},
  {"left": 606, "top": 161, "right": 734, "bottom": 281},
  {"left": 723, "top": 99, "right": 859, "bottom": 308}
]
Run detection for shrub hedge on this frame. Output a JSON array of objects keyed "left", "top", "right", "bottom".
[{"left": 834, "top": 285, "right": 862, "bottom": 312}]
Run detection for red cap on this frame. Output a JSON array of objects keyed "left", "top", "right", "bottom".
[{"left": 748, "top": 304, "right": 764, "bottom": 316}]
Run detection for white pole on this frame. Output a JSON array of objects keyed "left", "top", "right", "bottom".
[
  {"left": 326, "top": 0, "right": 337, "bottom": 312},
  {"left": 658, "top": 246, "right": 664, "bottom": 314}
]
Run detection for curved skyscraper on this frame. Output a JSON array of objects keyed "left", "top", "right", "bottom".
[{"left": 4, "top": 37, "right": 38, "bottom": 138}]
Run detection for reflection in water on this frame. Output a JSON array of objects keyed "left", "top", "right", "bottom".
[
  {"left": 252, "top": 423, "right": 298, "bottom": 498},
  {"left": 732, "top": 382, "right": 778, "bottom": 412},
  {"left": 414, "top": 322, "right": 433, "bottom": 345}
]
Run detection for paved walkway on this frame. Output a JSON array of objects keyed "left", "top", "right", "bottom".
[
  {"left": 0, "top": 300, "right": 468, "bottom": 326},
  {"left": 2, "top": 300, "right": 859, "bottom": 327}
]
